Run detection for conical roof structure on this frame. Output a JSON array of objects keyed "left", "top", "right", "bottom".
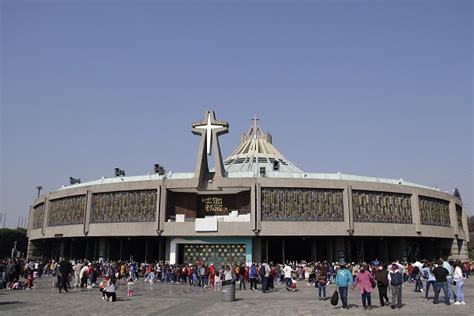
[{"left": 224, "top": 117, "right": 303, "bottom": 173}]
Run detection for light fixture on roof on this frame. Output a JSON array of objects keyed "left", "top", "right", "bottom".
[
  {"left": 154, "top": 164, "right": 166, "bottom": 176},
  {"left": 273, "top": 160, "right": 280, "bottom": 171},
  {"left": 36, "top": 186, "right": 43, "bottom": 198},
  {"left": 114, "top": 168, "right": 125, "bottom": 177},
  {"left": 69, "top": 177, "right": 81, "bottom": 185}
]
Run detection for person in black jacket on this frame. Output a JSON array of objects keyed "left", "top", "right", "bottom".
[
  {"left": 58, "top": 257, "right": 72, "bottom": 293},
  {"left": 374, "top": 265, "right": 389, "bottom": 307}
]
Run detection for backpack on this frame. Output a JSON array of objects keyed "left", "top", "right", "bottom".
[
  {"left": 259, "top": 266, "right": 266, "bottom": 277},
  {"left": 390, "top": 271, "right": 403, "bottom": 286}
]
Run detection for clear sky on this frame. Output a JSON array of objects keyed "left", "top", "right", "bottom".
[{"left": 1, "top": 0, "right": 472, "bottom": 228}]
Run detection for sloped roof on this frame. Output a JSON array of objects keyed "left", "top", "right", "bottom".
[{"left": 223, "top": 117, "right": 303, "bottom": 173}]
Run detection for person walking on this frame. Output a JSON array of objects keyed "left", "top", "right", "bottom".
[
  {"left": 284, "top": 263, "right": 292, "bottom": 291},
  {"left": 353, "top": 263, "right": 375, "bottom": 310},
  {"left": 388, "top": 263, "right": 403, "bottom": 309},
  {"left": 58, "top": 257, "right": 72, "bottom": 293},
  {"left": 249, "top": 263, "right": 258, "bottom": 291},
  {"left": 335, "top": 262, "right": 352, "bottom": 310},
  {"left": 374, "top": 264, "right": 389, "bottom": 307}
]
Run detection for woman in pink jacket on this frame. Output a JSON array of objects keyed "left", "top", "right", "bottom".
[{"left": 353, "top": 263, "right": 376, "bottom": 310}]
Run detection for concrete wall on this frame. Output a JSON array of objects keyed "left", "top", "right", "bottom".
[{"left": 27, "top": 176, "right": 469, "bottom": 259}]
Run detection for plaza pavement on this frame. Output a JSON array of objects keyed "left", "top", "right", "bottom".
[{"left": 0, "top": 277, "right": 472, "bottom": 316}]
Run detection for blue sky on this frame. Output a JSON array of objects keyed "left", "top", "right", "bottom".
[{"left": 1, "top": 0, "right": 472, "bottom": 227}]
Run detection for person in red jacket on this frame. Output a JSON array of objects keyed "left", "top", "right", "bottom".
[{"left": 209, "top": 264, "right": 215, "bottom": 287}]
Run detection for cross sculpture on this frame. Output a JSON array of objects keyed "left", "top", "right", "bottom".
[{"left": 192, "top": 110, "right": 229, "bottom": 185}]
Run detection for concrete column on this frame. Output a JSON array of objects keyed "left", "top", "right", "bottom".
[
  {"left": 159, "top": 186, "right": 167, "bottom": 234},
  {"left": 334, "top": 237, "right": 345, "bottom": 263},
  {"left": 282, "top": 239, "right": 285, "bottom": 264},
  {"left": 343, "top": 186, "right": 354, "bottom": 233},
  {"left": 59, "top": 239, "right": 65, "bottom": 258},
  {"left": 27, "top": 240, "right": 37, "bottom": 258},
  {"left": 256, "top": 183, "right": 262, "bottom": 231},
  {"left": 84, "top": 190, "right": 92, "bottom": 235},
  {"left": 462, "top": 206, "right": 470, "bottom": 243},
  {"left": 42, "top": 197, "right": 49, "bottom": 235},
  {"left": 27, "top": 206, "right": 33, "bottom": 238},
  {"left": 252, "top": 238, "right": 262, "bottom": 263},
  {"left": 165, "top": 237, "right": 171, "bottom": 262},
  {"left": 411, "top": 193, "right": 421, "bottom": 233},
  {"left": 155, "top": 186, "right": 161, "bottom": 233},
  {"left": 251, "top": 183, "right": 256, "bottom": 232},
  {"left": 265, "top": 238, "right": 269, "bottom": 263},
  {"left": 98, "top": 238, "right": 106, "bottom": 260},
  {"left": 449, "top": 200, "right": 458, "bottom": 236}
]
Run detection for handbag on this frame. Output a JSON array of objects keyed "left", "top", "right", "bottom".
[
  {"left": 330, "top": 290, "right": 339, "bottom": 306},
  {"left": 370, "top": 277, "right": 376, "bottom": 288}
]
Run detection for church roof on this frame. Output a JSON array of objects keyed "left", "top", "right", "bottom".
[{"left": 223, "top": 117, "right": 303, "bottom": 173}]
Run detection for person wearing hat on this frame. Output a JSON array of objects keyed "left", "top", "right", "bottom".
[
  {"left": 388, "top": 263, "right": 403, "bottom": 309},
  {"left": 336, "top": 262, "right": 352, "bottom": 310}
]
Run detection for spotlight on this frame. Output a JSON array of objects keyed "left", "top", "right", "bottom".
[
  {"left": 114, "top": 168, "right": 125, "bottom": 177},
  {"left": 154, "top": 164, "right": 166, "bottom": 176},
  {"left": 69, "top": 177, "right": 81, "bottom": 185}
]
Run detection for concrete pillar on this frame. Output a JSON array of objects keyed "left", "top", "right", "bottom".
[
  {"left": 59, "top": 239, "right": 65, "bottom": 258},
  {"left": 98, "top": 238, "right": 106, "bottom": 260},
  {"left": 159, "top": 186, "right": 167, "bottom": 234},
  {"left": 311, "top": 239, "right": 316, "bottom": 262},
  {"left": 343, "top": 186, "right": 354, "bottom": 233},
  {"left": 462, "top": 206, "right": 470, "bottom": 243},
  {"left": 282, "top": 239, "right": 285, "bottom": 263},
  {"left": 155, "top": 186, "right": 161, "bottom": 233},
  {"left": 449, "top": 200, "right": 458, "bottom": 236},
  {"left": 411, "top": 193, "right": 421, "bottom": 233},
  {"left": 42, "top": 197, "right": 49, "bottom": 235},
  {"left": 27, "top": 240, "right": 37, "bottom": 258},
  {"left": 251, "top": 183, "right": 257, "bottom": 232},
  {"left": 252, "top": 238, "right": 262, "bottom": 263},
  {"left": 335, "top": 237, "right": 345, "bottom": 263},
  {"left": 84, "top": 190, "right": 92, "bottom": 235},
  {"left": 265, "top": 238, "right": 268, "bottom": 263},
  {"left": 256, "top": 183, "right": 262, "bottom": 232},
  {"left": 165, "top": 237, "right": 171, "bottom": 262}
]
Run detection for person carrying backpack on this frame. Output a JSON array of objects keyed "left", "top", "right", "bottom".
[{"left": 388, "top": 263, "right": 403, "bottom": 309}]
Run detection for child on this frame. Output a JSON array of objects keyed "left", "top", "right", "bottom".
[
  {"left": 27, "top": 272, "right": 34, "bottom": 289},
  {"left": 290, "top": 278, "right": 297, "bottom": 292},
  {"left": 127, "top": 277, "right": 134, "bottom": 297},
  {"left": 100, "top": 276, "right": 109, "bottom": 300}
]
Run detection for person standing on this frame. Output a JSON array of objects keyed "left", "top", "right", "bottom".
[
  {"left": 432, "top": 260, "right": 450, "bottom": 305},
  {"left": 453, "top": 261, "right": 466, "bottom": 305},
  {"left": 238, "top": 263, "right": 246, "bottom": 290},
  {"left": 73, "top": 261, "right": 83, "bottom": 288},
  {"left": 374, "top": 264, "right": 389, "bottom": 307},
  {"left": 335, "top": 262, "right": 352, "bottom": 310},
  {"left": 422, "top": 262, "right": 436, "bottom": 300},
  {"left": 249, "top": 263, "right": 258, "bottom": 291},
  {"left": 283, "top": 263, "right": 292, "bottom": 291},
  {"left": 317, "top": 265, "right": 328, "bottom": 300},
  {"left": 388, "top": 263, "right": 403, "bottom": 309},
  {"left": 353, "top": 263, "right": 375, "bottom": 310},
  {"left": 58, "top": 257, "right": 72, "bottom": 293}
]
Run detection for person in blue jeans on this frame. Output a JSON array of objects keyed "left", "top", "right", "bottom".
[
  {"left": 432, "top": 260, "right": 450, "bottom": 305},
  {"left": 422, "top": 263, "right": 436, "bottom": 300},
  {"left": 336, "top": 262, "right": 353, "bottom": 310},
  {"left": 317, "top": 265, "right": 328, "bottom": 300}
]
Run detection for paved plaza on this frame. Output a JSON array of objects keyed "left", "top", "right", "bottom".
[{"left": 0, "top": 277, "right": 472, "bottom": 316}]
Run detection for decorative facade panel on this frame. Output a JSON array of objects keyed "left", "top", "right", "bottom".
[
  {"left": 182, "top": 244, "right": 246, "bottom": 267},
  {"left": 456, "top": 204, "right": 463, "bottom": 229},
  {"left": 352, "top": 191, "right": 412, "bottom": 224},
  {"left": 91, "top": 190, "right": 157, "bottom": 223},
  {"left": 48, "top": 195, "right": 86, "bottom": 226},
  {"left": 33, "top": 203, "right": 45, "bottom": 229},
  {"left": 419, "top": 196, "right": 450, "bottom": 227},
  {"left": 261, "top": 188, "right": 344, "bottom": 221}
]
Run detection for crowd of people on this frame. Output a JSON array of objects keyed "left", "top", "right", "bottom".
[{"left": 1, "top": 256, "right": 472, "bottom": 310}]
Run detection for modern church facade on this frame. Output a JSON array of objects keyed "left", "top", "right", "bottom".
[{"left": 27, "top": 111, "right": 470, "bottom": 264}]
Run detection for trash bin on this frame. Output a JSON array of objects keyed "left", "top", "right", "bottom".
[{"left": 222, "top": 281, "right": 235, "bottom": 302}]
